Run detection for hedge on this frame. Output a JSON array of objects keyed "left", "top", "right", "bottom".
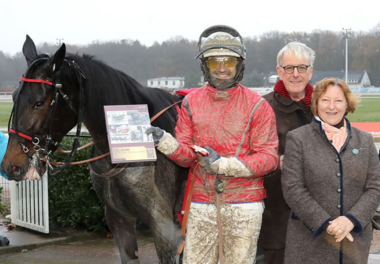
[{"left": 48, "top": 136, "right": 107, "bottom": 232}]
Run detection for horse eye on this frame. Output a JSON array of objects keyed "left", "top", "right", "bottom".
[{"left": 33, "top": 101, "right": 45, "bottom": 109}]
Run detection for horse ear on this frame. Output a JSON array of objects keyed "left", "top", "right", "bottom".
[
  {"left": 46, "top": 43, "right": 66, "bottom": 73},
  {"left": 23, "top": 35, "right": 38, "bottom": 66}
]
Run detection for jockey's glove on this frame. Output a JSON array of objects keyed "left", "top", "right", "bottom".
[
  {"left": 145, "top": 126, "right": 179, "bottom": 156},
  {"left": 199, "top": 146, "right": 253, "bottom": 177},
  {"left": 145, "top": 126, "right": 164, "bottom": 144},
  {"left": 198, "top": 146, "right": 221, "bottom": 175}
]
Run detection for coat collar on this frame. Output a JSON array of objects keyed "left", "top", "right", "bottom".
[
  {"left": 273, "top": 92, "right": 307, "bottom": 114},
  {"left": 204, "top": 83, "right": 242, "bottom": 101}
]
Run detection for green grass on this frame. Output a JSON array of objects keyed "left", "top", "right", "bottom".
[
  {"left": 0, "top": 102, "right": 12, "bottom": 129},
  {"left": 1, "top": 96, "right": 379, "bottom": 127},
  {"left": 347, "top": 96, "right": 380, "bottom": 142},
  {"left": 346, "top": 97, "right": 380, "bottom": 122}
]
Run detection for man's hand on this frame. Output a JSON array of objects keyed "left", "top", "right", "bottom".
[
  {"left": 145, "top": 126, "right": 164, "bottom": 144},
  {"left": 198, "top": 146, "right": 221, "bottom": 174}
]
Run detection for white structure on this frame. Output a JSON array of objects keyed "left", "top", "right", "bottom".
[
  {"left": 11, "top": 172, "right": 49, "bottom": 233},
  {"left": 147, "top": 77, "right": 185, "bottom": 89},
  {"left": 268, "top": 75, "right": 279, "bottom": 85},
  {"left": 311, "top": 70, "right": 371, "bottom": 90},
  {"left": 249, "top": 88, "right": 273, "bottom": 95}
]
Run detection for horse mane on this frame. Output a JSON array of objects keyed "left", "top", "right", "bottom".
[{"left": 63, "top": 53, "right": 180, "bottom": 135}]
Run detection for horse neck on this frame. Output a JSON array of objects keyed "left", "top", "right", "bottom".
[{"left": 62, "top": 55, "right": 177, "bottom": 152}]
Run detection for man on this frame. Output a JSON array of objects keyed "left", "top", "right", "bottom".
[
  {"left": 146, "top": 25, "right": 278, "bottom": 264},
  {"left": 258, "top": 42, "right": 315, "bottom": 264}
]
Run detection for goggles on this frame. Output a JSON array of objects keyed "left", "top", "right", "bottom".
[{"left": 207, "top": 57, "right": 237, "bottom": 69}]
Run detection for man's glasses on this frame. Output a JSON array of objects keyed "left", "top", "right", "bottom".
[
  {"left": 207, "top": 57, "right": 238, "bottom": 69},
  {"left": 280, "top": 64, "right": 310, "bottom": 74}
]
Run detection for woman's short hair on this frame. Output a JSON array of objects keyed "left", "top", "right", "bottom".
[
  {"left": 311, "top": 77, "right": 359, "bottom": 116},
  {"left": 277, "top": 42, "right": 316, "bottom": 66}
]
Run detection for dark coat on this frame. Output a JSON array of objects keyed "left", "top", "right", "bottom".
[
  {"left": 282, "top": 118, "right": 380, "bottom": 264},
  {"left": 258, "top": 91, "right": 312, "bottom": 249}
]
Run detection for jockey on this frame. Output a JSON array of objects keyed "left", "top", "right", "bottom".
[{"left": 146, "top": 25, "right": 278, "bottom": 264}]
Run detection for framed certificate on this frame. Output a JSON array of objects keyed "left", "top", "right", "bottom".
[{"left": 104, "top": 104, "right": 157, "bottom": 163}]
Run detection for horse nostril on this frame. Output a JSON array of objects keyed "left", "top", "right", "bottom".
[{"left": 8, "top": 165, "right": 24, "bottom": 179}]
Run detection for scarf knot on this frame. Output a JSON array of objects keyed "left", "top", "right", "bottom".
[{"left": 317, "top": 117, "right": 348, "bottom": 152}]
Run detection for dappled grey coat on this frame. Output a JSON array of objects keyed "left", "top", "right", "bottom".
[{"left": 282, "top": 117, "right": 380, "bottom": 264}]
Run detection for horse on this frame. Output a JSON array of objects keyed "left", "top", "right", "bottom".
[{"left": 1, "top": 35, "right": 188, "bottom": 264}]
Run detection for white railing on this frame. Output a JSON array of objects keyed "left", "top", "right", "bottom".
[
  {"left": 0, "top": 95, "right": 12, "bottom": 102},
  {"left": 11, "top": 172, "right": 49, "bottom": 233}
]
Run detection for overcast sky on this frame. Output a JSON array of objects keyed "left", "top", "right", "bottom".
[{"left": 1, "top": 0, "right": 379, "bottom": 56}]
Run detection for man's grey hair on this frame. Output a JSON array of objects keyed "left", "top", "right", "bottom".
[{"left": 277, "top": 42, "right": 316, "bottom": 66}]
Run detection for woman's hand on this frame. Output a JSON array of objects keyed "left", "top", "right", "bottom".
[{"left": 326, "top": 216, "right": 355, "bottom": 243}]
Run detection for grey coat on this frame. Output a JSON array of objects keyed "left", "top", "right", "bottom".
[{"left": 282, "top": 118, "right": 380, "bottom": 264}]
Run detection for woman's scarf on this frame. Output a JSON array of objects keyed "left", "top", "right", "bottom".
[
  {"left": 317, "top": 117, "right": 348, "bottom": 152},
  {"left": 274, "top": 80, "right": 313, "bottom": 108}
]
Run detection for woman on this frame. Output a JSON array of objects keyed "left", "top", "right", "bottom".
[{"left": 281, "top": 77, "right": 380, "bottom": 264}]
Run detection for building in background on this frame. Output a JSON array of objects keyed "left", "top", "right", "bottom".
[
  {"left": 310, "top": 70, "right": 371, "bottom": 89},
  {"left": 147, "top": 77, "right": 185, "bottom": 89},
  {"left": 264, "top": 70, "right": 372, "bottom": 90}
]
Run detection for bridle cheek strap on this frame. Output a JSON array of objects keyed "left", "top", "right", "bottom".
[{"left": 21, "top": 76, "right": 53, "bottom": 86}]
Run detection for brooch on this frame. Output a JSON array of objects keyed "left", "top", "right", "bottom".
[{"left": 352, "top": 149, "right": 359, "bottom": 155}]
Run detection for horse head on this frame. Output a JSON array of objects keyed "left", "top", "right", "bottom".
[{"left": 1, "top": 36, "right": 80, "bottom": 181}]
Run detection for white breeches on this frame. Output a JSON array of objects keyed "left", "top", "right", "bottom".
[{"left": 183, "top": 201, "right": 264, "bottom": 264}]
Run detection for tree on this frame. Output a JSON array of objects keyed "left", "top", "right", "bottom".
[
  {"left": 308, "top": 30, "right": 345, "bottom": 71},
  {"left": 185, "top": 73, "right": 203, "bottom": 88},
  {"left": 352, "top": 32, "right": 380, "bottom": 86},
  {"left": 242, "top": 70, "right": 264, "bottom": 87},
  {"left": 0, "top": 52, "right": 6, "bottom": 86},
  {"left": 1, "top": 29, "right": 380, "bottom": 88}
]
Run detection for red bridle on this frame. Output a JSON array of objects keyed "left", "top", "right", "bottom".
[
  {"left": 9, "top": 76, "right": 57, "bottom": 144},
  {"left": 9, "top": 128, "right": 33, "bottom": 141},
  {"left": 20, "top": 76, "right": 53, "bottom": 86}
]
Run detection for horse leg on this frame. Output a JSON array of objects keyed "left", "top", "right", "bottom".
[
  {"left": 105, "top": 205, "right": 139, "bottom": 264},
  {"left": 147, "top": 155, "right": 186, "bottom": 264},
  {"left": 146, "top": 196, "right": 178, "bottom": 264}
]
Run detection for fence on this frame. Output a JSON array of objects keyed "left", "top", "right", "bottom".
[
  {"left": 10, "top": 173, "right": 49, "bottom": 233},
  {"left": 0, "top": 177, "right": 11, "bottom": 216},
  {"left": 350, "top": 87, "right": 380, "bottom": 93},
  {"left": 0, "top": 94, "right": 12, "bottom": 102}
]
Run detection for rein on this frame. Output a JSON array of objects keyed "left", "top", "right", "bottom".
[
  {"left": 10, "top": 54, "right": 183, "bottom": 178},
  {"left": 51, "top": 99, "right": 183, "bottom": 177}
]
